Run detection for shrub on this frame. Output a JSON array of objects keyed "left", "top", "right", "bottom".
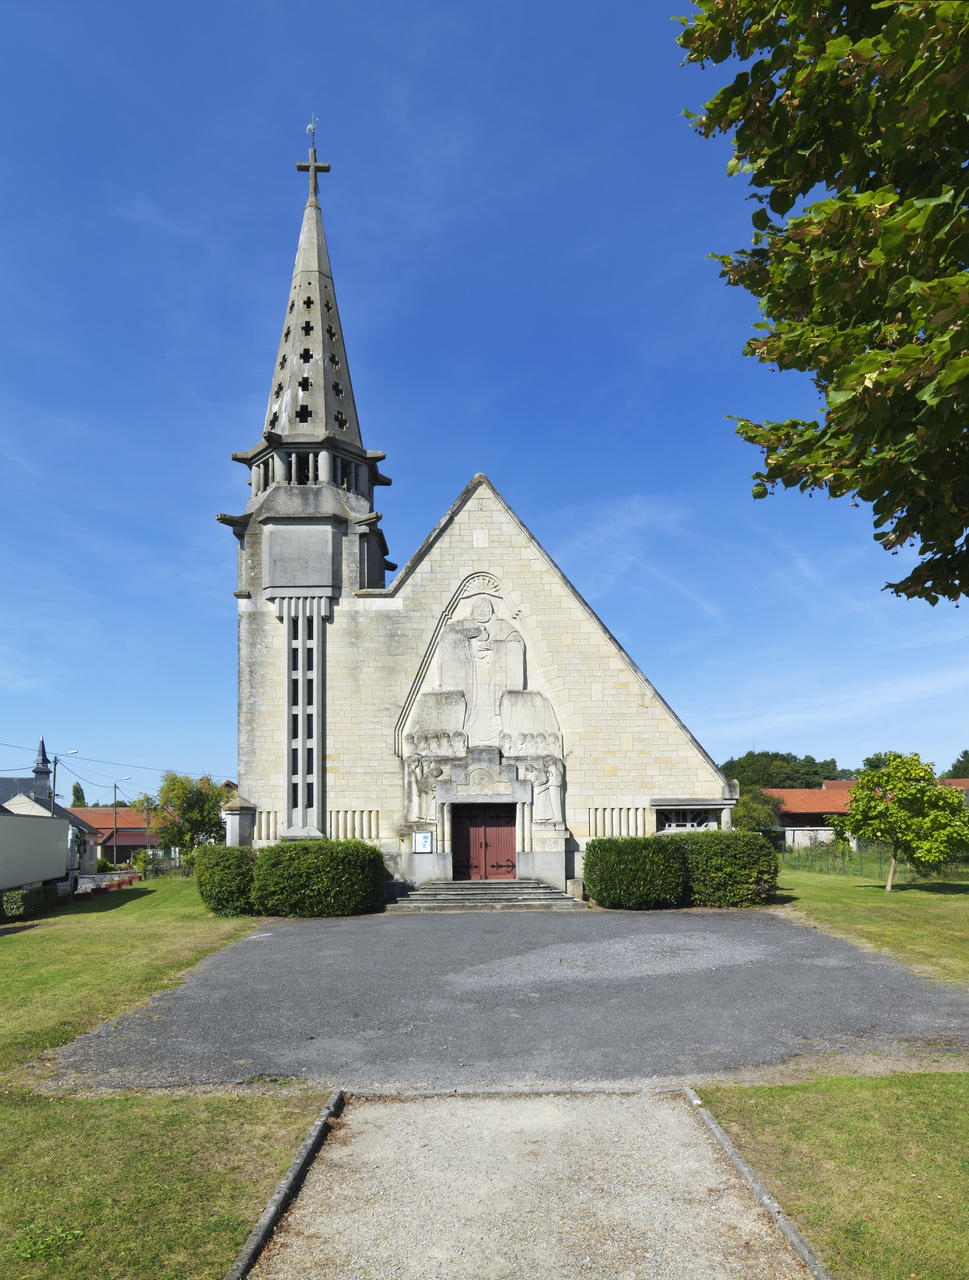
[
  {"left": 583, "top": 837, "right": 688, "bottom": 909},
  {"left": 96, "top": 857, "right": 112, "bottom": 872},
  {"left": 1, "top": 885, "right": 57, "bottom": 922},
  {"left": 252, "top": 840, "right": 385, "bottom": 917},
  {"left": 194, "top": 845, "right": 257, "bottom": 916},
  {"left": 668, "top": 830, "right": 778, "bottom": 907}
]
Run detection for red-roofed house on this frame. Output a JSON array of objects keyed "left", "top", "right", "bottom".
[
  {"left": 67, "top": 807, "right": 150, "bottom": 865},
  {"left": 764, "top": 778, "right": 969, "bottom": 847}
]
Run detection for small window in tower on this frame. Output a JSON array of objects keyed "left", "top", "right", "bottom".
[
  {"left": 306, "top": 616, "right": 314, "bottom": 641},
  {"left": 296, "top": 452, "right": 310, "bottom": 483},
  {"left": 292, "top": 647, "right": 299, "bottom": 671},
  {"left": 331, "top": 380, "right": 344, "bottom": 399},
  {"left": 323, "top": 296, "right": 333, "bottom": 313},
  {"left": 291, "top": 618, "right": 299, "bottom": 641},
  {"left": 328, "top": 353, "right": 340, "bottom": 368},
  {"left": 326, "top": 324, "right": 337, "bottom": 341},
  {"left": 291, "top": 713, "right": 299, "bottom": 739},
  {"left": 306, "top": 678, "right": 314, "bottom": 702},
  {"left": 299, "top": 375, "right": 311, "bottom": 392},
  {"left": 301, "top": 348, "right": 313, "bottom": 364},
  {"left": 274, "top": 382, "right": 283, "bottom": 400},
  {"left": 279, "top": 354, "right": 287, "bottom": 369},
  {"left": 306, "top": 782, "right": 314, "bottom": 808},
  {"left": 303, "top": 295, "right": 314, "bottom": 310},
  {"left": 306, "top": 648, "right": 314, "bottom": 672},
  {"left": 292, "top": 782, "right": 299, "bottom": 808},
  {"left": 306, "top": 713, "right": 314, "bottom": 737},
  {"left": 334, "top": 410, "right": 348, "bottom": 430},
  {"left": 268, "top": 411, "right": 278, "bottom": 428},
  {"left": 291, "top": 678, "right": 299, "bottom": 705},
  {"left": 296, "top": 405, "right": 312, "bottom": 424},
  {"left": 306, "top": 747, "right": 314, "bottom": 773},
  {"left": 289, "top": 299, "right": 295, "bottom": 314},
  {"left": 291, "top": 747, "right": 299, "bottom": 775},
  {"left": 302, "top": 319, "right": 314, "bottom": 336},
  {"left": 284, "top": 327, "right": 291, "bottom": 341}
]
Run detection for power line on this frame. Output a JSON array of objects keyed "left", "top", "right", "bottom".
[{"left": 0, "top": 740, "right": 234, "bottom": 779}]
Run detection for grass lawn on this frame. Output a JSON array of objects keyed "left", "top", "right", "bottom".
[
  {"left": 0, "top": 879, "right": 329, "bottom": 1280},
  {"left": 701, "top": 1073, "right": 969, "bottom": 1280},
  {"left": 0, "top": 1088, "right": 328, "bottom": 1280},
  {"left": 0, "top": 878, "right": 255, "bottom": 1071},
  {"left": 775, "top": 869, "right": 969, "bottom": 985}
]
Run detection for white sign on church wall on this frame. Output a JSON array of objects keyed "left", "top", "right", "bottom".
[{"left": 413, "top": 831, "right": 433, "bottom": 854}]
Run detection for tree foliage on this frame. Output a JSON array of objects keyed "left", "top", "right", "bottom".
[
  {"left": 720, "top": 749, "right": 848, "bottom": 789},
  {"left": 70, "top": 782, "right": 86, "bottom": 807},
  {"left": 731, "top": 786, "right": 782, "bottom": 838},
  {"left": 136, "top": 774, "right": 232, "bottom": 857},
  {"left": 679, "top": 1, "right": 969, "bottom": 602},
  {"left": 941, "top": 748, "right": 969, "bottom": 779},
  {"left": 831, "top": 751, "right": 969, "bottom": 889}
]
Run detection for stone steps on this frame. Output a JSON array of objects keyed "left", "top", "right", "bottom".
[{"left": 385, "top": 878, "right": 587, "bottom": 913}]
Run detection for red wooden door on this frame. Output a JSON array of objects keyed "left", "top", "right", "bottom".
[{"left": 452, "top": 805, "right": 517, "bottom": 880}]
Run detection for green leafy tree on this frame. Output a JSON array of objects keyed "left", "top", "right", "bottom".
[
  {"left": 941, "top": 749, "right": 969, "bottom": 779},
  {"left": 731, "top": 787, "right": 782, "bottom": 839},
  {"left": 136, "top": 773, "right": 232, "bottom": 859},
  {"left": 720, "top": 750, "right": 844, "bottom": 790},
  {"left": 861, "top": 750, "right": 902, "bottom": 772},
  {"left": 831, "top": 751, "right": 969, "bottom": 891},
  {"left": 679, "top": 2, "right": 969, "bottom": 602},
  {"left": 70, "top": 782, "right": 86, "bottom": 807}
]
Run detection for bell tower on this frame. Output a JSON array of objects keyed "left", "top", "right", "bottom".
[{"left": 219, "top": 129, "right": 393, "bottom": 843}]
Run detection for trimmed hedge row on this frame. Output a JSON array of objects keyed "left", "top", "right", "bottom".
[
  {"left": 194, "top": 839, "right": 385, "bottom": 918},
  {"left": 1, "top": 884, "right": 57, "bottom": 922},
  {"left": 584, "top": 830, "right": 777, "bottom": 910}
]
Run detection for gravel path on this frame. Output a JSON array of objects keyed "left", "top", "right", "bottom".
[{"left": 251, "top": 1092, "right": 813, "bottom": 1280}]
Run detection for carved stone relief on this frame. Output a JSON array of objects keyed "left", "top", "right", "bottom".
[{"left": 400, "top": 579, "right": 564, "bottom": 825}]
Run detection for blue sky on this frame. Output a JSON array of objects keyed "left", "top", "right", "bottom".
[{"left": 3, "top": 0, "right": 967, "bottom": 805}]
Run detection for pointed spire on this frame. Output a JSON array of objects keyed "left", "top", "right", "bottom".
[
  {"left": 260, "top": 134, "right": 363, "bottom": 448},
  {"left": 34, "top": 737, "right": 51, "bottom": 772}
]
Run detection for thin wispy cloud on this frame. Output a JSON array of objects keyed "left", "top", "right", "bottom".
[{"left": 110, "top": 193, "right": 197, "bottom": 239}]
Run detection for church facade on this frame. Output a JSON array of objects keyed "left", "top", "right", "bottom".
[{"left": 220, "top": 144, "right": 736, "bottom": 891}]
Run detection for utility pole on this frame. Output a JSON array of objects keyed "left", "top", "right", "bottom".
[
  {"left": 50, "top": 750, "right": 78, "bottom": 816},
  {"left": 112, "top": 776, "right": 132, "bottom": 865}
]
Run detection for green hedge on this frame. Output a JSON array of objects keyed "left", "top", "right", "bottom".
[
  {"left": 677, "top": 830, "right": 778, "bottom": 907},
  {"left": 1, "top": 884, "right": 57, "bottom": 922},
  {"left": 251, "top": 840, "right": 385, "bottom": 917},
  {"left": 194, "top": 845, "right": 257, "bottom": 917},
  {"left": 583, "top": 830, "right": 778, "bottom": 910},
  {"left": 583, "top": 836, "right": 688, "bottom": 909}
]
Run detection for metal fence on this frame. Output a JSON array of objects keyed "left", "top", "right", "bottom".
[{"left": 779, "top": 841, "right": 969, "bottom": 881}]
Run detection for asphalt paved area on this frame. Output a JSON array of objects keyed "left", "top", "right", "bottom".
[{"left": 49, "top": 908, "right": 969, "bottom": 1090}]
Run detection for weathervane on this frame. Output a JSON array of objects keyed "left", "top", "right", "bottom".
[{"left": 297, "top": 116, "right": 330, "bottom": 200}]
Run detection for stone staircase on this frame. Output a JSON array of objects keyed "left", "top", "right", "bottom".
[{"left": 385, "top": 878, "right": 587, "bottom": 913}]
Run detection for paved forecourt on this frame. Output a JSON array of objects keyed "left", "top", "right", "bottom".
[{"left": 49, "top": 907, "right": 969, "bottom": 1090}]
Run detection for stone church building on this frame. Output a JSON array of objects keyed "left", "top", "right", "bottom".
[{"left": 220, "top": 143, "right": 736, "bottom": 890}]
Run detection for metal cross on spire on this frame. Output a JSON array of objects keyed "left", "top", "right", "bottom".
[{"left": 297, "top": 116, "right": 330, "bottom": 201}]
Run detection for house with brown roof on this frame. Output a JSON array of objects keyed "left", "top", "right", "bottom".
[
  {"left": 764, "top": 777, "right": 969, "bottom": 847},
  {"left": 67, "top": 807, "right": 151, "bottom": 865}
]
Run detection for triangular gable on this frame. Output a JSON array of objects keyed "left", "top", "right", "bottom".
[{"left": 368, "top": 473, "right": 727, "bottom": 787}]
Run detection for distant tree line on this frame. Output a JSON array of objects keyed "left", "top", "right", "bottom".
[{"left": 720, "top": 749, "right": 969, "bottom": 792}]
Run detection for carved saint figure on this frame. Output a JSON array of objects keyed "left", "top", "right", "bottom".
[
  {"left": 436, "top": 596, "right": 525, "bottom": 746},
  {"left": 404, "top": 755, "right": 443, "bottom": 822},
  {"left": 529, "top": 756, "right": 565, "bottom": 823}
]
